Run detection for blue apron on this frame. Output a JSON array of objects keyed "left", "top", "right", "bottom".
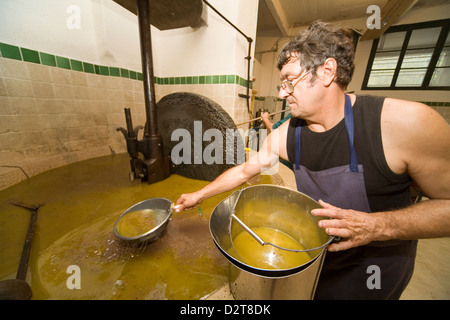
[{"left": 293, "top": 95, "right": 416, "bottom": 299}]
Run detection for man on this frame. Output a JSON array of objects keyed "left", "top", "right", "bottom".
[
  {"left": 261, "top": 111, "right": 292, "bottom": 131},
  {"left": 261, "top": 111, "right": 293, "bottom": 169},
  {"left": 175, "top": 21, "right": 450, "bottom": 299}
]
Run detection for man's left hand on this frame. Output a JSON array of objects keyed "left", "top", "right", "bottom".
[{"left": 311, "top": 200, "right": 380, "bottom": 252}]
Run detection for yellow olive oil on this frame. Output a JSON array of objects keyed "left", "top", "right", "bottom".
[
  {"left": 232, "top": 227, "right": 311, "bottom": 269},
  {"left": 116, "top": 209, "right": 167, "bottom": 237}
]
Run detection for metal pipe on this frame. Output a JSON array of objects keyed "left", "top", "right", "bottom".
[
  {"left": 203, "top": 0, "right": 253, "bottom": 112},
  {"left": 124, "top": 108, "right": 135, "bottom": 138},
  {"left": 245, "top": 38, "right": 252, "bottom": 112},
  {"left": 202, "top": 0, "right": 251, "bottom": 41},
  {"left": 136, "top": 0, "right": 158, "bottom": 137},
  {"left": 236, "top": 109, "right": 290, "bottom": 126}
]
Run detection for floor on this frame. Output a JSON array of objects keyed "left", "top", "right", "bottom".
[
  {"left": 209, "top": 164, "right": 450, "bottom": 300},
  {"left": 400, "top": 237, "right": 450, "bottom": 300}
]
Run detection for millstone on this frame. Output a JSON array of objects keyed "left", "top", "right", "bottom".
[{"left": 155, "top": 92, "right": 245, "bottom": 181}]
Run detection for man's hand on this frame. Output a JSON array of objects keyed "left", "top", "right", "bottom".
[
  {"left": 311, "top": 200, "right": 381, "bottom": 252},
  {"left": 261, "top": 112, "right": 270, "bottom": 121},
  {"left": 175, "top": 192, "right": 203, "bottom": 212}
]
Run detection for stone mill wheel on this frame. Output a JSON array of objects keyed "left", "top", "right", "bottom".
[{"left": 154, "top": 92, "right": 245, "bottom": 181}]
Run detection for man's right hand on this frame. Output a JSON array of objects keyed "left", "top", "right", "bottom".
[{"left": 175, "top": 192, "right": 203, "bottom": 212}]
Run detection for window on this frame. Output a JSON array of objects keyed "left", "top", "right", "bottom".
[{"left": 362, "top": 19, "right": 450, "bottom": 90}]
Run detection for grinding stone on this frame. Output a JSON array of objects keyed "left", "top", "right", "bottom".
[{"left": 155, "top": 92, "right": 245, "bottom": 181}]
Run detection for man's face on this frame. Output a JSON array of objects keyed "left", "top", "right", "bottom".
[{"left": 278, "top": 55, "right": 315, "bottom": 118}]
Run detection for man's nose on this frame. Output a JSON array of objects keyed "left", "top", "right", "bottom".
[{"left": 278, "top": 87, "right": 289, "bottom": 100}]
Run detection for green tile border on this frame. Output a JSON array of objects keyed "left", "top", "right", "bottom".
[
  {"left": 0, "top": 43, "right": 22, "bottom": 60},
  {"left": 154, "top": 75, "right": 252, "bottom": 88},
  {"left": 70, "top": 59, "right": 83, "bottom": 72},
  {"left": 0, "top": 41, "right": 252, "bottom": 88},
  {"left": 109, "top": 67, "right": 120, "bottom": 77},
  {"left": 21, "top": 48, "right": 40, "bottom": 64},
  {"left": 419, "top": 101, "right": 450, "bottom": 107},
  {"left": 56, "top": 56, "right": 71, "bottom": 69},
  {"left": 83, "top": 62, "right": 95, "bottom": 74},
  {"left": 40, "top": 52, "right": 56, "bottom": 67}
]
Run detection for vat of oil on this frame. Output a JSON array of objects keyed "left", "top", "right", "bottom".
[{"left": 209, "top": 185, "right": 331, "bottom": 300}]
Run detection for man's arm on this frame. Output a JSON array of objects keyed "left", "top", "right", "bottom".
[
  {"left": 313, "top": 100, "right": 450, "bottom": 251},
  {"left": 261, "top": 112, "right": 274, "bottom": 131},
  {"left": 175, "top": 123, "right": 287, "bottom": 211}
]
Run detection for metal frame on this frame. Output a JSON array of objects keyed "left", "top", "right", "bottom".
[{"left": 362, "top": 19, "right": 450, "bottom": 91}]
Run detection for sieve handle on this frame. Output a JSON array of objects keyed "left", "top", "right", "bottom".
[
  {"left": 332, "top": 236, "right": 341, "bottom": 243},
  {"left": 231, "top": 213, "right": 266, "bottom": 246},
  {"left": 170, "top": 203, "right": 181, "bottom": 211}
]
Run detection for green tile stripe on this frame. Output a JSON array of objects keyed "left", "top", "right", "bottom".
[
  {"left": 0, "top": 42, "right": 144, "bottom": 80},
  {"left": 0, "top": 42, "right": 252, "bottom": 88},
  {"left": 0, "top": 43, "right": 21, "bottom": 60},
  {"left": 420, "top": 101, "right": 450, "bottom": 107},
  {"left": 154, "top": 74, "right": 251, "bottom": 87}
]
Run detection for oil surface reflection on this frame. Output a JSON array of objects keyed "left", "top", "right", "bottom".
[{"left": 0, "top": 154, "right": 274, "bottom": 299}]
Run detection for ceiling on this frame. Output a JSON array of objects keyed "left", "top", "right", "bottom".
[{"left": 257, "top": 0, "right": 450, "bottom": 39}]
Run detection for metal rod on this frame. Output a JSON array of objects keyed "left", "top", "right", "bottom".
[
  {"left": 203, "top": 0, "right": 253, "bottom": 113},
  {"left": 11, "top": 203, "right": 41, "bottom": 281},
  {"left": 245, "top": 39, "right": 253, "bottom": 112},
  {"left": 236, "top": 109, "right": 291, "bottom": 126},
  {"left": 136, "top": 0, "right": 158, "bottom": 137},
  {"left": 232, "top": 212, "right": 334, "bottom": 253},
  {"left": 124, "top": 108, "right": 135, "bottom": 138},
  {"left": 230, "top": 188, "right": 265, "bottom": 246},
  {"left": 229, "top": 189, "right": 335, "bottom": 253},
  {"left": 202, "top": 0, "right": 251, "bottom": 41},
  {"left": 231, "top": 213, "right": 265, "bottom": 246}
]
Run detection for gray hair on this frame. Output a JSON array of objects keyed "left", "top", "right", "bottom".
[{"left": 277, "top": 21, "right": 355, "bottom": 88}]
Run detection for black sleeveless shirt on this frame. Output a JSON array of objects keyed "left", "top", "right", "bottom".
[{"left": 286, "top": 95, "right": 412, "bottom": 212}]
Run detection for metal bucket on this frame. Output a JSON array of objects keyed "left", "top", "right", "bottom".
[{"left": 209, "top": 185, "right": 331, "bottom": 300}]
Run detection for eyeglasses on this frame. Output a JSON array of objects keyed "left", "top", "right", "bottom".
[{"left": 277, "top": 70, "right": 312, "bottom": 94}]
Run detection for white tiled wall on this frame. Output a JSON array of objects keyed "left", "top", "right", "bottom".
[{"left": 0, "top": 57, "right": 249, "bottom": 190}]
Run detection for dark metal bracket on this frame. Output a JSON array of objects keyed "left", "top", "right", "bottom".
[{"left": 116, "top": 0, "right": 171, "bottom": 184}]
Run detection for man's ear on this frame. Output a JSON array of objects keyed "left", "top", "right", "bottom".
[{"left": 318, "top": 57, "right": 337, "bottom": 87}]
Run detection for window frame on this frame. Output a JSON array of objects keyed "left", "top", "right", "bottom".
[{"left": 362, "top": 19, "right": 450, "bottom": 91}]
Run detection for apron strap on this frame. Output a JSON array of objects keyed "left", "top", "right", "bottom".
[
  {"left": 294, "top": 95, "right": 359, "bottom": 172},
  {"left": 344, "top": 95, "right": 359, "bottom": 172},
  {"left": 295, "top": 119, "right": 302, "bottom": 170}
]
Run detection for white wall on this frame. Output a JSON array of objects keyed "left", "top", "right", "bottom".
[
  {"left": 152, "top": 0, "right": 258, "bottom": 79},
  {"left": 1, "top": 0, "right": 97, "bottom": 62},
  {"left": 92, "top": 0, "right": 141, "bottom": 70},
  {"left": 0, "top": 0, "right": 258, "bottom": 79},
  {"left": 253, "top": 36, "right": 287, "bottom": 97}
]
